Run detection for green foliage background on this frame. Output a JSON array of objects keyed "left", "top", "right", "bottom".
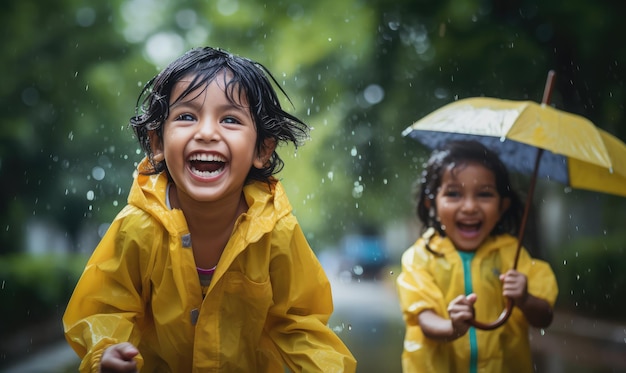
[{"left": 1, "top": 0, "right": 625, "bottom": 321}]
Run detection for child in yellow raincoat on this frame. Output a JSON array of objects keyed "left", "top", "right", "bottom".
[
  {"left": 396, "top": 140, "right": 558, "bottom": 373},
  {"left": 63, "top": 46, "right": 356, "bottom": 373}
]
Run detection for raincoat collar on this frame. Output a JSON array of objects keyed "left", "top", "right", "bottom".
[
  {"left": 127, "top": 157, "right": 292, "bottom": 243},
  {"left": 422, "top": 228, "right": 518, "bottom": 257}
]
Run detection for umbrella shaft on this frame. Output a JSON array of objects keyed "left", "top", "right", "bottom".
[{"left": 514, "top": 147, "right": 544, "bottom": 268}]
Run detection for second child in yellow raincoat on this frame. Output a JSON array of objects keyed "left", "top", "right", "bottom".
[
  {"left": 63, "top": 47, "right": 356, "bottom": 372},
  {"left": 396, "top": 140, "right": 558, "bottom": 373}
]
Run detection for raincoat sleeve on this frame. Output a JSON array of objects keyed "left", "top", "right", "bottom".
[
  {"left": 63, "top": 206, "right": 158, "bottom": 372},
  {"left": 396, "top": 241, "right": 447, "bottom": 325},
  {"left": 263, "top": 218, "right": 357, "bottom": 373}
]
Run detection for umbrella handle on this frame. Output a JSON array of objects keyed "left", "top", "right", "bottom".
[{"left": 468, "top": 297, "right": 514, "bottom": 330}]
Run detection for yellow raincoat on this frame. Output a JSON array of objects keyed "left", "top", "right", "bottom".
[
  {"left": 396, "top": 231, "right": 557, "bottom": 373},
  {"left": 63, "top": 159, "right": 356, "bottom": 372}
]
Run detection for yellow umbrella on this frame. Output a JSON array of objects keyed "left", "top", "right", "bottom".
[
  {"left": 402, "top": 98, "right": 626, "bottom": 198},
  {"left": 402, "top": 71, "right": 626, "bottom": 330}
]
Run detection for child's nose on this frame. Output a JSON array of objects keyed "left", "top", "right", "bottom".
[
  {"left": 462, "top": 197, "right": 478, "bottom": 211},
  {"left": 195, "top": 118, "right": 220, "bottom": 141}
]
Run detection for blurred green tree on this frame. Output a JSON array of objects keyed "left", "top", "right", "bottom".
[
  {"left": 1, "top": 0, "right": 624, "bottom": 259},
  {"left": 1, "top": 0, "right": 142, "bottom": 254}
]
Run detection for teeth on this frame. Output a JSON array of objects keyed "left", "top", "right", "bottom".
[
  {"left": 188, "top": 153, "right": 226, "bottom": 162},
  {"left": 190, "top": 167, "right": 222, "bottom": 178}
]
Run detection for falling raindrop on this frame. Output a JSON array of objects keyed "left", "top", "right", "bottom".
[
  {"left": 352, "top": 181, "right": 364, "bottom": 198},
  {"left": 352, "top": 265, "right": 364, "bottom": 276},
  {"left": 86, "top": 190, "right": 95, "bottom": 201},
  {"left": 92, "top": 166, "right": 106, "bottom": 181},
  {"left": 75, "top": 7, "right": 96, "bottom": 27},
  {"left": 363, "top": 84, "right": 384, "bottom": 105}
]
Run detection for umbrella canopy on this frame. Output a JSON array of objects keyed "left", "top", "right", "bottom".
[{"left": 402, "top": 97, "right": 626, "bottom": 198}]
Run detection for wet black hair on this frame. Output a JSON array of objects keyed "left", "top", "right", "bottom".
[
  {"left": 415, "top": 140, "right": 524, "bottom": 238},
  {"left": 129, "top": 46, "right": 309, "bottom": 183}
]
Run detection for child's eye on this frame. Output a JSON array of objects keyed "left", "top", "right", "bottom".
[
  {"left": 478, "top": 191, "right": 497, "bottom": 198},
  {"left": 176, "top": 113, "right": 195, "bottom": 121},
  {"left": 443, "top": 190, "right": 461, "bottom": 198},
  {"left": 222, "top": 116, "right": 242, "bottom": 125}
]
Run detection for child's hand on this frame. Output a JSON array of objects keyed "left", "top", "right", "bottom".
[
  {"left": 100, "top": 342, "right": 139, "bottom": 373},
  {"left": 447, "top": 293, "right": 478, "bottom": 338},
  {"left": 500, "top": 269, "right": 528, "bottom": 305}
]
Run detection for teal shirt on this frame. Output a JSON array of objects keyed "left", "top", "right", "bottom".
[{"left": 458, "top": 250, "right": 478, "bottom": 373}]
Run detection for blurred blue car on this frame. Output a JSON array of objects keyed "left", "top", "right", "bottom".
[{"left": 339, "top": 233, "right": 388, "bottom": 280}]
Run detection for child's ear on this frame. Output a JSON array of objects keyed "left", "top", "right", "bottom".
[
  {"left": 149, "top": 130, "right": 165, "bottom": 163},
  {"left": 500, "top": 197, "right": 511, "bottom": 215},
  {"left": 253, "top": 138, "right": 277, "bottom": 169}
]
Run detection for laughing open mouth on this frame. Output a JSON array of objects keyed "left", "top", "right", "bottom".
[
  {"left": 188, "top": 153, "right": 226, "bottom": 177},
  {"left": 457, "top": 222, "right": 481, "bottom": 233}
]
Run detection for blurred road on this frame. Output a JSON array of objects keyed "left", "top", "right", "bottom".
[
  {"left": 1, "top": 341, "right": 78, "bottom": 373},
  {"left": 329, "top": 276, "right": 405, "bottom": 373}
]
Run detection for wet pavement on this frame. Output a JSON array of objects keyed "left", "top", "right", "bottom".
[{"left": 1, "top": 341, "right": 78, "bottom": 373}]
